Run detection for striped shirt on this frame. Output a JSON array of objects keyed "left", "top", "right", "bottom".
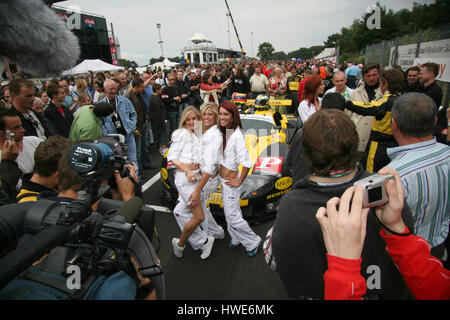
[{"left": 387, "top": 138, "right": 450, "bottom": 247}]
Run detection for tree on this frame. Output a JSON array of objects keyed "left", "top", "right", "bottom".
[
  {"left": 257, "top": 42, "right": 275, "bottom": 60},
  {"left": 271, "top": 51, "right": 288, "bottom": 60},
  {"left": 118, "top": 59, "right": 137, "bottom": 69}
]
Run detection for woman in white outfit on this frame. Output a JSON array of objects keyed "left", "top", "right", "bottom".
[
  {"left": 167, "top": 106, "right": 214, "bottom": 259},
  {"left": 189, "top": 102, "right": 225, "bottom": 239},
  {"left": 218, "top": 100, "right": 261, "bottom": 256},
  {"left": 171, "top": 103, "right": 225, "bottom": 258}
]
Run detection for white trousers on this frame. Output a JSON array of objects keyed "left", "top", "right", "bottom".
[
  {"left": 219, "top": 176, "right": 261, "bottom": 251},
  {"left": 173, "top": 171, "right": 224, "bottom": 250}
]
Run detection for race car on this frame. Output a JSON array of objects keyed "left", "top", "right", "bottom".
[{"left": 160, "top": 103, "right": 300, "bottom": 221}]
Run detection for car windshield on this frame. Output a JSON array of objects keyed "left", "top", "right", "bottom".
[{"left": 241, "top": 118, "right": 275, "bottom": 136}]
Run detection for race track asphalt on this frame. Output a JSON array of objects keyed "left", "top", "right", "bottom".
[{"left": 141, "top": 146, "right": 289, "bottom": 300}]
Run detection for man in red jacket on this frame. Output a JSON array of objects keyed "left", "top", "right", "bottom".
[{"left": 316, "top": 167, "right": 450, "bottom": 300}]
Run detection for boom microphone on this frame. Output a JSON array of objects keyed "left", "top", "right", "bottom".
[
  {"left": 112, "top": 197, "right": 144, "bottom": 224},
  {"left": 0, "top": 0, "right": 80, "bottom": 77}
]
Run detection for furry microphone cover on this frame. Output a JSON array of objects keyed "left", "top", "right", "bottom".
[{"left": 0, "top": 0, "right": 81, "bottom": 77}]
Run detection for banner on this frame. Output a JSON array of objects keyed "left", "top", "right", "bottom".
[{"left": 390, "top": 38, "right": 450, "bottom": 82}]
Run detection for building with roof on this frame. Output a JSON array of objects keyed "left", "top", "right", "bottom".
[{"left": 182, "top": 32, "right": 244, "bottom": 64}]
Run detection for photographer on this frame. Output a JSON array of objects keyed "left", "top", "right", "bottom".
[
  {"left": 0, "top": 150, "right": 156, "bottom": 300},
  {"left": 270, "top": 109, "right": 414, "bottom": 299},
  {"left": 316, "top": 168, "right": 449, "bottom": 300}
]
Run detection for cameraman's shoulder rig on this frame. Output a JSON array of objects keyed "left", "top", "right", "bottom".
[{"left": 11, "top": 199, "right": 163, "bottom": 300}]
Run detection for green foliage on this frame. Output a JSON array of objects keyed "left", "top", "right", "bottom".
[
  {"left": 118, "top": 59, "right": 137, "bottom": 68},
  {"left": 256, "top": 1, "right": 449, "bottom": 63},
  {"left": 257, "top": 42, "right": 275, "bottom": 60}
]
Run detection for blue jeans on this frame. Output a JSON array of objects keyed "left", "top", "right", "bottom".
[
  {"left": 125, "top": 133, "right": 138, "bottom": 174},
  {"left": 166, "top": 111, "right": 179, "bottom": 140},
  {"left": 140, "top": 121, "right": 152, "bottom": 168},
  {"left": 151, "top": 118, "right": 168, "bottom": 147}
]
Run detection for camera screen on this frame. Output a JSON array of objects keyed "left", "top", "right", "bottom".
[{"left": 368, "top": 186, "right": 382, "bottom": 203}]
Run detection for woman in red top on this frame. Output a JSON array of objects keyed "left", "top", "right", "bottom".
[
  {"left": 200, "top": 71, "right": 228, "bottom": 103},
  {"left": 316, "top": 167, "right": 450, "bottom": 300}
]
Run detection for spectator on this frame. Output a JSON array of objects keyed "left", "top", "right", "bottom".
[
  {"left": 161, "top": 73, "right": 182, "bottom": 139},
  {"left": 71, "top": 78, "right": 88, "bottom": 114},
  {"left": 249, "top": 66, "right": 269, "bottom": 99},
  {"left": 140, "top": 72, "right": 155, "bottom": 169},
  {"left": 346, "top": 68, "right": 404, "bottom": 173},
  {"left": 322, "top": 65, "right": 334, "bottom": 94},
  {"left": 345, "top": 64, "right": 363, "bottom": 89},
  {"left": 415, "top": 62, "right": 443, "bottom": 108},
  {"left": 58, "top": 78, "right": 77, "bottom": 113},
  {"left": 199, "top": 71, "right": 228, "bottom": 104},
  {"left": 175, "top": 70, "right": 190, "bottom": 115},
  {"left": 348, "top": 63, "right": 383, "bottom": 153},
  {"left": 229, "top": 67, "right": 250, "bottom": 98},
  {"left": 31, "top": 97, "right": 45, "bottom": 117},
  {"left": 99, "top": 79, "right": 138, "bottom": 170},
  {"left": 2, "top": 87, "right": 12, "bottom": 108},
  {"left": 404, "top": 66, "right": 420, "bottom": 92},
  {"left": 0, "top": 108, "right": 42, "bottom": 197},
  {"left": 149, "top": 83, "right": 168, "bottom": 155},
  {"left": 9, "top": 78, "right": 51, "bottom": 140},
  {"left": 126, "top": 78, "right": 153, "bottom": 175},
  {"left": 267, "top": 67, "right": 287, "bottom": 100},
  {"left": 316, "top": 169, "right": 450, "bottom": 300},
  {"left": 297, "top": 75, "right": 324, "bottom": 125},
  {"left": 154, "top": 69, "right": 166, "bottom": 87},
  {"left": 387, "top": 92, "right": 449, "bottom": 254},
  {"left": 37, "top": 90, "right": 49, "bottom": 107},
  {"left": 297, "top": 68, "right": 312, "bottom": 105},
  {"left": 270, "top": 109, "right": 414, "bottom": 299},
  {"left": 92, "top": 79, "right": 106, "bottom": 103},
  {"left": 324, "top": 71, "right": 353, "bottom": 101},
  {"left": 283, "top": 93, "right": 346, "bottom": 186},
  {"left": 69, "top": 102, "right": 114, "bottom": 141},
  {"left": 117, "top": 72, "right": 132, "bottom": 97},
  {"left": 415, "top": 62, "right": 446, "bottom": 144},
  {"left": 186, "top": 72, "right": 202, "bottom": 108},
  {"left": 16, "top": 135, "right": 72, "bottom": 203},
  {"left": 45, "top": 84, "right": 74, "bottom": 138}
]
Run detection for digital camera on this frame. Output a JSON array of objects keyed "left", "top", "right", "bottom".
[{"left": 353, "top": 174, "right": 395, "bottom": 208}]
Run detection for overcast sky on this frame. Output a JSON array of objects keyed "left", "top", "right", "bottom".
[{"left": 59, "top": 0, "right": 435, "bottom": 65}]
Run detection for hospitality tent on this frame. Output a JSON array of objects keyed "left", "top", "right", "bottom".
[{"left": 62, "top": 59, "right": 124, "bottom": 75}]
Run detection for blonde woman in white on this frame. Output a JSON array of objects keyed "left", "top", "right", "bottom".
[{"left": 168, "top": 106, "right": 214, "bottom": 259}]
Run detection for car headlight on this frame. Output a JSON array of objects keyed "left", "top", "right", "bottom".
[{"left": 240, "top": 175, "right": 274, "bottom": 200}]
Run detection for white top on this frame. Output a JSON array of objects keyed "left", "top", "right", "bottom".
[
  {"left": 167, "top": 128, "right": 201, "bottom": 164},
  {"left": 220, "top": 128, "right": 252, "bottom": 171},
  {"left": 249, "top": 74, "right": 269, "bottom": 92},
  {"left": 201, "top": 125, "right": 222, "bottom": 176},
  {"left": 16, "top": 136, "right": 43, "bottom": 174},
  {"left": 298, "top": 97, "right": 322, "bottom": 124}
]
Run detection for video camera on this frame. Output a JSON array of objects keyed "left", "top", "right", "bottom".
[{"left": 0, "top": 135, "right": 164, "bottom": 299}]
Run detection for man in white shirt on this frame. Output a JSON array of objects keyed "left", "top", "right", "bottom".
[
  {"left": 324, "top": 71, "right": 353, "bottom": 101},
  {"left": 249, "top": 67, "right": 269, "bottom": 99}
]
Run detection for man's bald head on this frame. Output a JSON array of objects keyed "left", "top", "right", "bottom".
[{"left": 332, "top": 71, "right": 347, "bottom": 92}]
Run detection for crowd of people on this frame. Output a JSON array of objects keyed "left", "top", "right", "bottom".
[{"left": 0, "top": 57, "right": 449, "bottom": 300}]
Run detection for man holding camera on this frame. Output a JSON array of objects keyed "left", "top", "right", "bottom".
[
  {"left": 386, "top": 92, "right": 450, "bottom": 257},
  {"left": 99, "top": 79, "right": 138, "bottom": 173}
]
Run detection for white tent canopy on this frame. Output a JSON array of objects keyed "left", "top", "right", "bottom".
[
  {"left": 62, "top": 59, "right": 124, "bottom": 75},
  {"left": 150, "top": 58, "right": 179, "bottom": 70}
]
